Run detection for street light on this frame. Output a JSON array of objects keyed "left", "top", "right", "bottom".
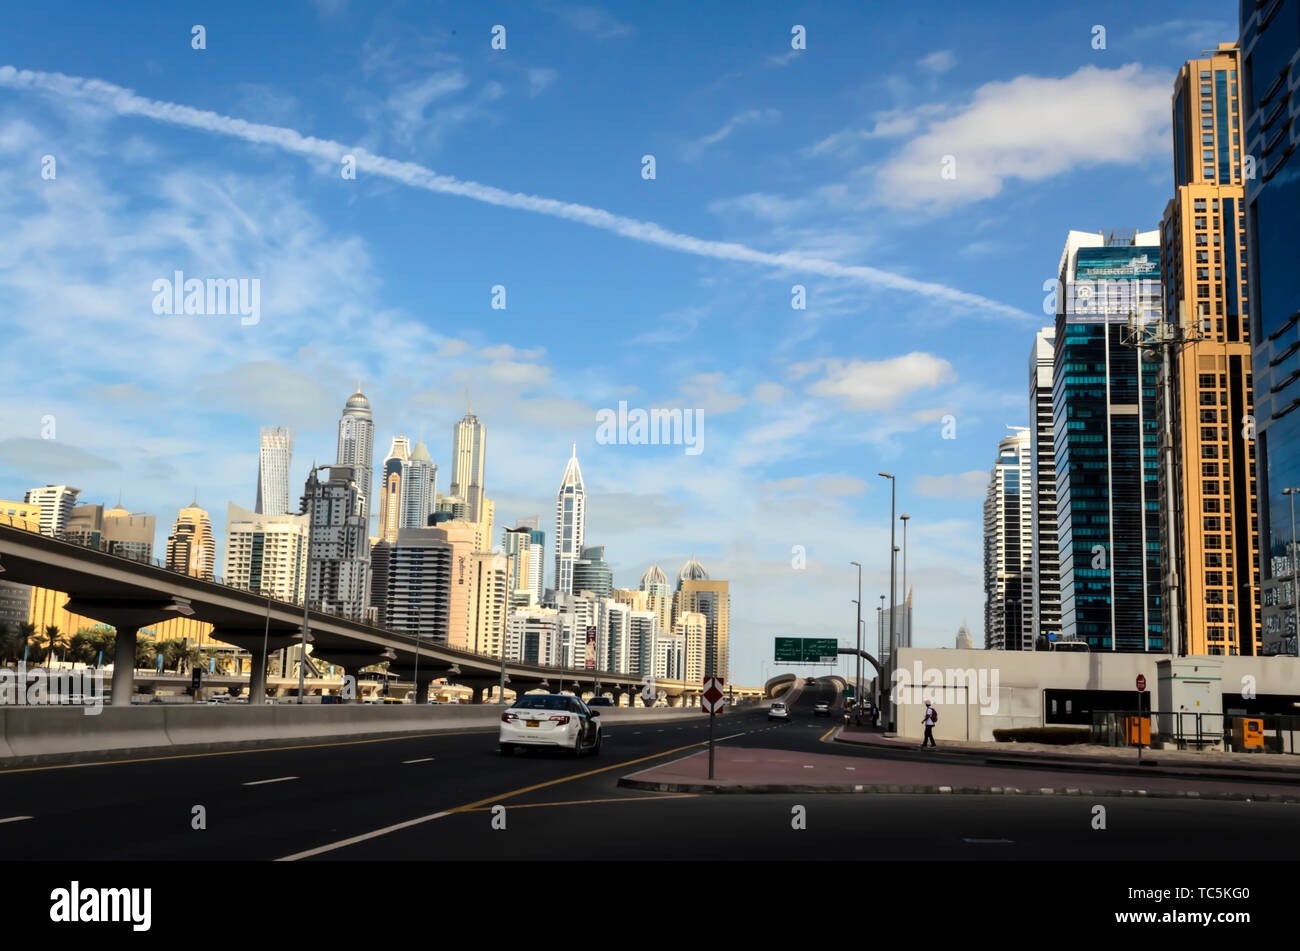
[
  {"left": 850, "top": 561, "right": 862, "bottom": 721},
  {"left": 878, "top": 472, "right": 898, "bottom": 730},
  {"left": 1283, "top": 489, "right": 1300, "bottom": 655},
  {"left": 900, "top": 514, "right": 910, "bottom": 651}
]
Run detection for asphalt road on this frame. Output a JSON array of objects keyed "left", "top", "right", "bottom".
[{"left": 2, "top": 681, "right": 1296, "bottom": 861}]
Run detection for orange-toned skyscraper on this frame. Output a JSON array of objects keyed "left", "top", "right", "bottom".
[{"left": 1160, "top": 43, "right": 1260, "bottom": 655}]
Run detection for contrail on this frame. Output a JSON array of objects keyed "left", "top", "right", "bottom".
[{"left": 0, "top": 65, "right": 1031, "bottom": 320}]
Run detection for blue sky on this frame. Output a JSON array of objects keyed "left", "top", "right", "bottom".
[{"left": 0, "top": 1, "right": 1237, "bottom": 683}]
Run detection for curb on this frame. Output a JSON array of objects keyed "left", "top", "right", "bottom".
[
  {"left": 832, "top": 732, "right": 1300, "bottom": 786},
  {"left": 616, "top": 774, "right": 1300, "bottom": 803}
]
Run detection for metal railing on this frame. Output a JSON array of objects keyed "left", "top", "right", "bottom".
[{"left": 1091, "top": 709, "right": 1300, "bottom": 755}]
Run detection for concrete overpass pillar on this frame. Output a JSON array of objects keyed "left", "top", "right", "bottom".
[
  {"left": 111, "top": 625, "right": 139, "bottom": 707},
  {"left": 249, "top": 644, "right": 268, "bottom": 705},
  {"left": 471, "top": 683, "right": 489, "bottom": 705},
  {"left": 415, "top": 676, "right": 432, "bottom": 705}
]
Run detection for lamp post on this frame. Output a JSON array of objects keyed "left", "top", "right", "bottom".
[
  {"left": 900, "top": 514, "right": 910, "bottom": 650},
  {"left": 879, "top": 472, "right": 898, "bottom": 730},
  {"left": 1284, "top": 489, "right": 1300, "bottom": 655},
  {"left": 850, "top": 561, "right": 862, "bottom": 720}
]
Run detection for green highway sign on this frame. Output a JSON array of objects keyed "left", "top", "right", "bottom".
[{"left": 774, "top": 636, "right": 840, "bottom": 664}]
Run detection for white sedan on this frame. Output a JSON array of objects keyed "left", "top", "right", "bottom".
[{"left": 500, "top": 694, "right": 602, "bottom": 756}]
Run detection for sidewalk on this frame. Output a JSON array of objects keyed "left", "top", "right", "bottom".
[
  {"left": 618, "top": 744, "right": 1300, "bottom": 802},
  {"left": 835, "top": 721, "right": 1300, "bottom": 781}
]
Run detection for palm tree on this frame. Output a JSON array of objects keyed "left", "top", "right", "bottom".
[
  {"left": 0, "top": 623, "right": 28, "bottom": 666},
  {"left": 42, "top": 625, "right": 67, "bottom": 669}
]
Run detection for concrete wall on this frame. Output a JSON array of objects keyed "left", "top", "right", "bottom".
[
  {"left": 890, "top": 648, "right": 1300, "bottom": 742},
  {"left": 0, "top": 702, "right": 740, "bottom": 765}
]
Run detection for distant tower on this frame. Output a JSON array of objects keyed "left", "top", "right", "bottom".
[
  {"left": 401, "top": 440, "right": 438, "bottom": 530},
  {"left": 377, "top": 434, "right": 411, "bottom": 542},
  {"left": 554, "top": 444, "right": 586, "bottom": 596},
  {"left": 23, "top": 485, "right": 80, "bottom": 538},
  {"left": 256, "top": 426, "right": 294, "bottom": 516},
  {"left": 450, "top": 408, "right": 486, "bottom": 524},
  {"left": 956, "top": 621, "right": 974, "bottom": 650},
  {"left": 166, "top": 499, "right": 215, "bottom": 581},
  {"left": 336, "top": 387, "right": 375, "bottom": 521}
]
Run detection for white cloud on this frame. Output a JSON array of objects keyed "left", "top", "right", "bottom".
[
  {"left": 751, "top": 382, "right": 785, "bottom": 404},
  {"left": 802, "top": 353, "right": 957, "bottom": 411},
  {"left": 917, "top": 50, "right": 956, "bottom": 73},
  {"left": 913, "top": 470, "right": 988, "bottom": 499},
  {"left": 875, "top": 64, "right": 1171, "bottom": 209},
  {"left": 685, "top": 108, "right": 780, "bottom": 158},
  {"left": 0, "top": 66, "right": 1028, "bottom": 322}
]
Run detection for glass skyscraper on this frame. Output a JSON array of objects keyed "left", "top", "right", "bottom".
[
  {"left": 1240, "top": 0, "right": 1300, "bottom": 654},
  {"left": 1053, "top": 230, "right": 1164, "bottom": 651}
]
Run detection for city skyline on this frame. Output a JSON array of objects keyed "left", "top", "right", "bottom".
[{"left": 0, "top": 1, "right": 1260, "bottom": 684}]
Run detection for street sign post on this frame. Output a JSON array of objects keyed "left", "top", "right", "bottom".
[{"left": 702, "top": 676, "right": 725, "bottom": 779}]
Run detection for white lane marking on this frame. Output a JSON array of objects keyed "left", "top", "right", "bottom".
[
  {"left": 402, "top": 758, "right": 435, "bottom": 764},
  {"left": 963, "top": 838, "right": 1014, "bottom": 845},
  {"left": 803, "top": 765, "right": 814, "bottom": 769},
  {"left": 279, "top": 810, "right": 453, "bottom": 861},
  {"left": 243, "top": 776, "right": 298, "bottom": 786},
  {"left": 0, "top": 816, "right": 33, "bottom": 824}
]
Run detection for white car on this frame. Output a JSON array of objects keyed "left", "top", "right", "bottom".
[
  {"left": 768, "top": 701, "right": 791, "bottom": 721},
  {"left": 500, "top": 694, "right": 602, "bottom": 756}
]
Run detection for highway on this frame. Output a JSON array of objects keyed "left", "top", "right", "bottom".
[{"left": 2, "top": 682, "right": 1298, "bottom": 861}]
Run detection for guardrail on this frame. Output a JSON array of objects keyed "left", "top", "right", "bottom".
[{"left": 0, "top": 700, "right": 747, "bottom": 766}]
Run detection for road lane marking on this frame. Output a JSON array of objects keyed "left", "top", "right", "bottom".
[
  {"left": 0, "top": 729, "right": 494, "bottom": 775},
  {"left": 278, "top": 732, "right": 748, "bottom": 861},
  {"left": 402, "top": 758, "right": 435, "bottom": 764},
  {"left": 963, "top": 838, "right": 1014, "bottom": 844},
  {"left": 243, "top": 776, "right": 297, "bottom": 786},
  {"left": 0, "top": 816, "right": 33, "bottom": 824},
  {"left": 458, "top": 793, "right": 695, "bottom": 811}
]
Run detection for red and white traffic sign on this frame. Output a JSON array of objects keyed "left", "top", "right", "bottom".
[
  {"left": 1136, "top": 674, "right": 1147, "bottom": 692},
  {"left": 701, "top": 676, "right": 725, "bottom": 714}
]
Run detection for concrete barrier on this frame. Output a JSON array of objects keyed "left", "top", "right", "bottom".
[{"left": 0, "top": 700, "right": 744, "bottom": 767}]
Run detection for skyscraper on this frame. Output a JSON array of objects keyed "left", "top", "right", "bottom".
[
  {"left": 301, "top": 466, "right": 370, "bottom": 620},
  {"left": 255, "top": 426, "right": 293, "bottom": 516},
  {"left": 429, "top": 520, "right": 477, "bottom": 649},
  {"left": 377, "top": 434, "right": 411, "bottom": 542},
  {"left": 102, "top": 503, "right": 154, "bottom": 562},
  {"left": 1053, "top": 229, "right": 1164, "bottom": 652},
  {"left": 1029, "top": 329, "right": 1061, "bottom": 645},
  {"left": 166, "top": 499, "right": 216, "bottom": 581},
  {"left": 23, "top": 485, "right": 79, "bottom": 538},
  {"left": 503, "top": 521, "right": 544, "bottom": 608},
  {"left": 369, "top": 528, "right": 452, "bottom": 641},
  {"left": 450, "top": 411, "right": 486, "bottom": 524},
  {"left": 555, "top": 445, "right": 586, "bottom": 597},
  {"left": 336, "top": 388, "right": 375, "bottom": 522},
  {"left": 675, "top": 557, "right": 729, "bottom": 680},
  {"left": 1240, "top": 0, "right": 1300, "bottom": 655},
  {"left": 983, "top": 428, "right": 1033, "bottom": 650},
  {"left": 400, "top": 440, "right": 437, "bottom": 530},
  {"left": 1162, "top": 43, "right": 1259, "bottom": 656},
  {"left": 223, "top": 502, "right": 309, "bottom": 603},
  {"left": 639, "top": 563, "right": 674, "bottom": 633},
  {"left": 573, "top": 545, "right": 613, "bottom": 598}
]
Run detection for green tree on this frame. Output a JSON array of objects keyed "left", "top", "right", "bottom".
[
  {"left": 135, "top": 637, "right": 157, "bottom": 671},
  {"left": 42, "top": 625, "right": 67, "bottom": 669}
]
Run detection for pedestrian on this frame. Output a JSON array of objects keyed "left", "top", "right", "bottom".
[{"left": 921, "top": 699, "right": 938, "bottom": 748}]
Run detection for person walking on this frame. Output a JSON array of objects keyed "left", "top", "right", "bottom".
[{"left": 921, "top": 699, "right": 938, "bottom": 748}]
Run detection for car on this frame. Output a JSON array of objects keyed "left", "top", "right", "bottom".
[
  {"left": 500, "top": 693, "right": 602, "bottom": 757},
  {"left": 813, "top": 702, "right": 831, "bottom": 717},
  {"left": 768, "top": 701, "right": 790, "bottom": 721},
  {"left": 587, "top": 696, "right": 614, "bottom": 707}
]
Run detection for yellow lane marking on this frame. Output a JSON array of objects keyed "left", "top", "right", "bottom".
[
  {"left": 0, "top": 729, "right": 493, "bottom": 776},
  {"left": 279, "top": 731, "right": 749, "bottom": 861},
  {"left": 458, "top": 793, "right": 695, "bottom": 811},
  {"left": 819, "top": 726, "right": 840, "bottom": 743}
]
